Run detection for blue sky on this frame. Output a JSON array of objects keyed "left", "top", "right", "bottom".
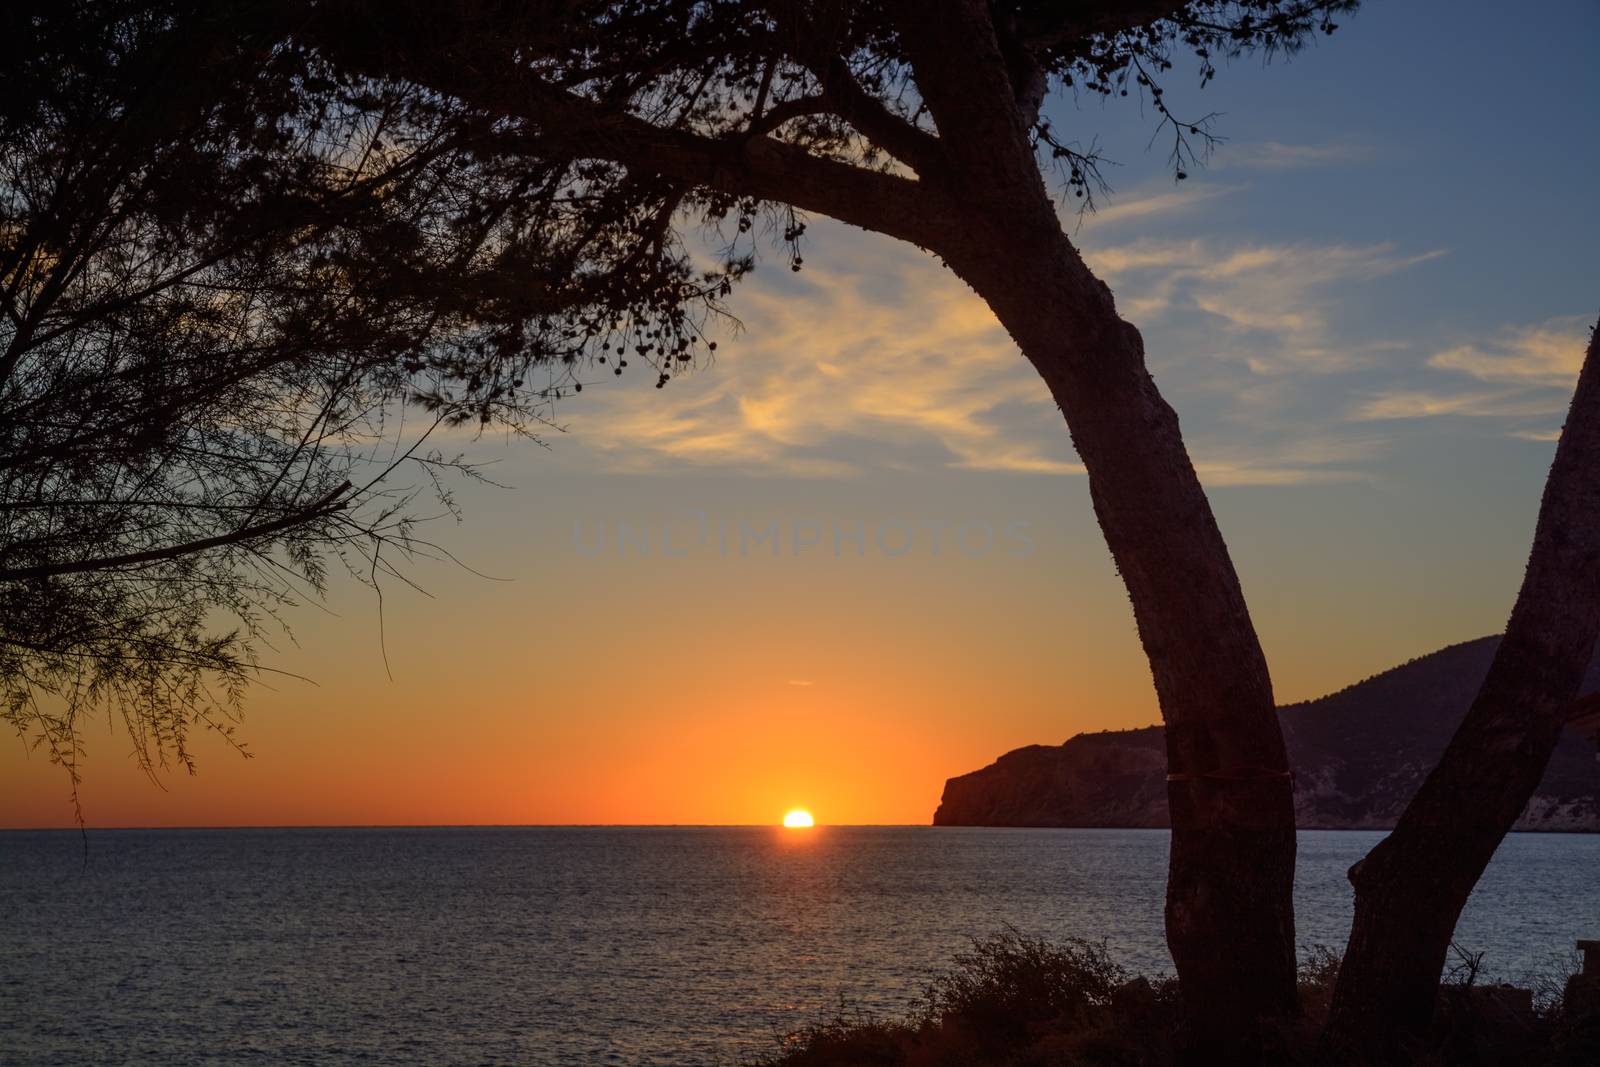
[{"left": 513, "top": 0, "right": 1599, "bottom": 704}]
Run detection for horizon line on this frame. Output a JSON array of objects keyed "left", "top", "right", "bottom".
[{"left": 0, "top": 821, "right": 941, "bottom": 832}]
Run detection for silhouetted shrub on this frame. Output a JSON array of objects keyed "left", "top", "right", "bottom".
[
  {"left": 918, "top": 929, "right": 1127, "bottom": 1043},
  {"left": 754, "top": 930, "right": 1181, "bottom": 1066},
  {"left": 1297, "top": 944, "right": 1343, "bottom": 1025},
  {"left": 753, "top": 935, "right": 1590, "bottom": 1067}
]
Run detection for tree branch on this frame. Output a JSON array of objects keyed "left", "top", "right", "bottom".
[
  {"left": 0, "top": 482, "right": 354, "bottom": 581},
  {"left": 303, "top": 8, "right": 948, "bottom": 250},
  {"left": 887, "top": 0, "right": 1039, "bottom": 192},
  {"left": 485, "top": 83, "right": 944, "bottom": 248},
  {"left": 765, "top": 1, "right": 946, "bottom": 175}
]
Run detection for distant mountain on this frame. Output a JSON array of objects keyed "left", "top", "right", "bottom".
[{"left": 932, "top": 637, "right": 1600, "bottom": 831}]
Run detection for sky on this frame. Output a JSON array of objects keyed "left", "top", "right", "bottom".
[{"left": 4, "top": 0, "right": 1599, "bottom": 828}]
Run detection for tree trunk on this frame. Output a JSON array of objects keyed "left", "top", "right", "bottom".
[
  {"left": 883, "top": 1, "right": 1299, "bottom": 1052},
  {"left": 337, "top": 0, "right": 1303, "bottom": 1046},
  {"left": 941, "top": 211, "right": 1299, "bottom": 1054},
  {"left": 1324, "top": 317, "right": 1600, "bottom": 1059}
]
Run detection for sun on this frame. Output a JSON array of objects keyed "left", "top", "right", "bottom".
[{"left": 782, "top": 808, "right": 815, "bottom": 828}]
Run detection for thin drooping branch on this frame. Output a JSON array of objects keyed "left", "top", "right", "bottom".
[
  {"left": 1, "top": 2, "right": 598, "bottom": 793},
  {"left": 0, "top": 482, "right": 354, "bottom": 581}
]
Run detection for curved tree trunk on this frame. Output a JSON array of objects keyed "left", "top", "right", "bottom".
[
  {"left": 333, "top": 0, "right": 1302, "bottom": 1047},
  {"left": 886, "top": 2, "right": 1297, "bottom": 1054},
  {"left": 1324, "top": 317, "right": 1600, "bottom": 1059},
  {"left": 944, "top": 216, "right": 1298, "bottom": 1054}
]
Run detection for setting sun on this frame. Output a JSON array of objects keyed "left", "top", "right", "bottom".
[{"left": 781, "top": 808, "right": 814, "bottom": 828}]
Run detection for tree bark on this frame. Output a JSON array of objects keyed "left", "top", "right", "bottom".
[
  {"left": 1324, "top": 316, "right": 1600, "bottom": 1059},
  {"left": 943, "top": 213, "right": 1298, "bottom": 1055},
  {"left": 889, "top": 2, "right": 1297, "bottom": 1052}
]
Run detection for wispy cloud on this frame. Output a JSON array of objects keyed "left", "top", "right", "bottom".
[
  {"left": 1216, "top": 141, "right": 1372, "bottom": 171},
  {"left": 555, "top": 218, "right": 1462, "bottom": 487},
  {"left": 1427, "top": 318, "right": 1589, "bottom": 388},
  {"left": 1351, "top": 388, "right": 1563, "bottom": 421},
  {"left": 1067, "top": 140, "right": 1365, "bottom": 234},
  {"left": 1191, "top": 433, "right": 1385, "bottom": 487},
  {"left": 1352, "top": 316, "right": 1590, "bottom": 435},
  {"left": 1072, "top": 181, "right": 1240, "bottom": 230},
  {"left": 562, "top": 227, "right": 1078, "bottom": 477},
  {"left": 1083, "top": 239, "right": 1445, "bottom": 373},
  {"left": 1195, "top": 462, "right": 1365, "bottom": 487}
]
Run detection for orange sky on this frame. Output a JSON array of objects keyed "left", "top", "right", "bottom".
[
  {"left": 0, "top": 392, "right": 1539, "bottom": 828},
  {"left": 5, "top": 2, "right": 1596, "bottom": 828},
  {"left": 0, "top": 218, "right": 1566, "bottom": 828},
  {"left": 0, "top": 222, "right": 1562, "bottom": 826}
]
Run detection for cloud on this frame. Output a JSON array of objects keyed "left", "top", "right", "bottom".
[
  {"left": 956, "top": 448, "right": 1085, "bottom": 476},
  {"left": 1065, "top": 141, "right": 1365, "bottom": 233},
  {"left": 553, "top": 218, "right": 1470, "bottom": 488},
  {"left": 563, "top": 225, "right": 1080, "bottom": 478},
  {"left": 1351, "top": 389, "right": 1563, "bottom": 421},
  {"left": 1352, "top": 316, "right": 1590, "bottom": 435},
  {"left": 1190, "top": 433, "right": 1385, "bottom": 487},
  {"left": 1072, "top": 181, "right": 1239, "bottom": 230},
  {"left": 1082, "top": 239, "right": 1445, "bottom": 374},
  {"left": 1216, "top": 141, "right": 1372, "bottom": 170},
  {"left": 1427, "top": 318, "right": 1589, "bottom": 388},
  {"left": 1195, "top": 462, "right": 1364, "bottom": 487}
]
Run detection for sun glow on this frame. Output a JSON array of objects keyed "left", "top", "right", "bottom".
[{"left": 782, "top": 808, "right": 815, "bottom": 828}]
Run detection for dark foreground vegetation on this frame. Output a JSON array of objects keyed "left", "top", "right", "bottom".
[{"left": 752, "top": 932, "right": 1600, "bottom": 1066}]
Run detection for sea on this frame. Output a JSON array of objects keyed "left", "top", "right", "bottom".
[{"left": 1, "top": 827, "right": 1595, "bottom": 1065}]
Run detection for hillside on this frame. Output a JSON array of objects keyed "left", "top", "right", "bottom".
[{"left": 932, "top": 637, "right": 1600, "bottom": 830}]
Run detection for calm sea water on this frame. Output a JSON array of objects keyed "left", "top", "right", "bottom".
[{"left": 1, "top": 827, "right": 1594, "bottom": 1065}]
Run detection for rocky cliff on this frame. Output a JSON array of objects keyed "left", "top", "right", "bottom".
[{"left": 933, "top": 636, "right": 1600, "bottom": 830}]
